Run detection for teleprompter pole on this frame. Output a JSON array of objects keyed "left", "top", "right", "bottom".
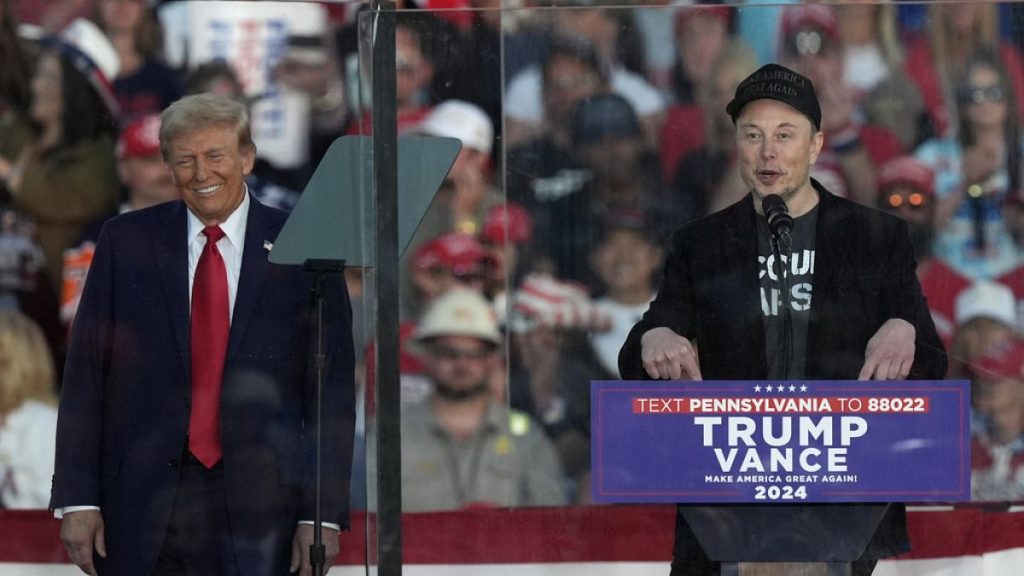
[{"left": 371, "top": 2, "right": 402, "bottom": 575}]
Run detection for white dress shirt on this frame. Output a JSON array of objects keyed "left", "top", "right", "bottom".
[{"left": 186, "top": 192, "right": 249, "bottom": 320}]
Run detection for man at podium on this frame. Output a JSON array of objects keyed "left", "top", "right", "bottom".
[{"left": 619, "top": 63, "right": 946, "bottom": 575}]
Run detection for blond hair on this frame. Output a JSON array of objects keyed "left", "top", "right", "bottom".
[
  {"left": 0, "top": 309, "right": 56, "bottom": 415},
  {"left": 159, "top": 92, "right": 255, "bottom": 161}
]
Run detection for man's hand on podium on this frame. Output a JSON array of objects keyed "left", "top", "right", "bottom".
[
  {"left": 641, "top": 327, "right": 702, "bottom": 380},
  {"left": 859, "top": 318, "right": 916, "bottom": 380}
]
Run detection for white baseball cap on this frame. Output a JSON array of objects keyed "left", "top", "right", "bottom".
[
  {"left": 415, "top": 288, "right": 501, "bottom": 345},
  {"left": 955, "top": 280, "right": 1017, "bottom": 327},
  {"left": 417, "top": 100, "right": 494, "bottom": 155}
]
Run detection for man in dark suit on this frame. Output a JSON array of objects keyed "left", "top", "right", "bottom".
[
  {"left": 51, "top": 93, "right": 356, "bottom": 576},
  {"left": 619, "top": 64, "right": 946, "bottom": 575}
]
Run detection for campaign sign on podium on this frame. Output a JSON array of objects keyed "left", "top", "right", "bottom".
[{"left": 591, "top": 380, "right": 970, "bottom": 503}]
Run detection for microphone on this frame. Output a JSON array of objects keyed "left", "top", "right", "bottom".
[{"left": 761, "top": 194, "right": 794, "bottom": 240}]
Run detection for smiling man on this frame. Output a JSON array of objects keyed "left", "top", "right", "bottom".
[
  {"left": 52, "top": 93, "right": 356, "bottom": 576},
  {"left": 619, "top": 64, "right": 947, "bottom": 576}
]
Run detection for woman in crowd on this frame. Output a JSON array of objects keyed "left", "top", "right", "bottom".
[
  {"left": 94, "top": 0, "right": 183, "bottom": 122},
  {"left": 666, "top": 3, "right": 732, "bottom": 107},
  {"left": 0, "top": 0, "right": 35, "bottom": 184},
  {"left": 0, "top": 19, "right": 120, "bottom": 288},
  {"left": 904, "top": 2, "right": 1024, "bottom": 139},
  {"left": 916, "top": 48, "right": 1024, "bottom": 281},
  {"left": 835, "top": 0, "right": 927, "bottom": 150},
  {"left": 0, "top": 308, "right": 58, "bottom": 509},
  {"left": 669, "top": 40, "right": 758, "bottom": 221}
]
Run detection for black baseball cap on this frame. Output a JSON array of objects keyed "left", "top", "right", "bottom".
[
  {"left": 726, "top": 63, "right": 821, "bottom": 131},
  {"left": 571, "top": 93, "right": 642, "bottom": 144}
]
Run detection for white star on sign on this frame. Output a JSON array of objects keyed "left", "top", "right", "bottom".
[
  {"left": 754, "top": 385, "right": 762, "bottom": 392},
  {"left": 789, "top": 385, "right": 797, "bottom": 392},
  {"left": 800, "top": 384, "right": 808, "bottom": 392},
  {"left": 765, "top": 385, "right": 773, "bottom": 392}
]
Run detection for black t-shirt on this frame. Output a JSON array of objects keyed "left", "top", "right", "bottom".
[{"left": 758, "top": 204, "right": 818, "bottom": 380}]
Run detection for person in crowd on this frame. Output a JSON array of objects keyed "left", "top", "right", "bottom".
[
  {"left": 94, "top": 0, "right": 183, "bottom": 123},
  {"left": 777, "top": 3, "right": 904, "bottom": 206},
  {"left": 52, "top": 93, "right": 356, "bottom": 576},
  {"left": 61, "top": 113, "right": 178, "bottom": 328},
  {"left": 395, "top": 100, "right": 498, "bottom": 320},
  {"left": 506, "top": 272, "right": 611, "bottom": 503},
  {"left": 537, "top": 93, "right": 668, "bottom": 290},
  {"left": 949, "top": 280, "right": 1019, "bottom": 380},
  {"left": 666, "top": 3, "right": 732, "bottom": 107},
  {"left": 348, "top": 16, "right": 437, "bottom": 135},
  {"left": 619, "top": 62, "right": 946, "bottom": 576},
  {"left": 904, "top": 1, "right": 1024, "bottom": 139},
  {"left": 0, "top": 207, "right": 62, "bottom": 359},
  {"left": 365, "top": 231, "right": 487, "bottom": 410},
  {"left": 414, "top": 100, "right": 499, "bottom": 237},
  {"left": 588, "top": 218, "right": 664, "bottom": 378},
  {"left": 271, "top": 19, "right": 349, "bottom": 141},
  {"left": 834, "top": 0, "right": 928, "bottom": 151},
  {"left": 505, "top": 35, "right": 608, "bottom": 213},
  {"left": 503, "top": 1, "right": 665, "bottom": 150},
  {"left": 0, "top": 308, "right": 57, "bottom": 509},
  {"left": 0, "top": 18, "right": 120, "bottom": 291},
  {"left": 401, "top": 287, "right": 567, "bottom": 511},
  {"left": 915, "top": 48, "right": 1024, "bottom": 281},
  {"left": 409, "top": 232, "right": 487, "bottom": 318},
  {"left": 968, "top": 338, "right": 1024, "bottom": 501},
  {"left": 876, "top": 155, "right": 971, "bottom": 352},
  {"left": 479, "top": 202, "right": 534, "bottom": 302},
  {"left": 658, "top": 5, "right": 740, "bottom": 181},
  {"left": 669, "top": 40, "right": 759, "bottom": 220}
]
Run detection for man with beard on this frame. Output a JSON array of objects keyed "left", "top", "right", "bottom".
[
  {"left": 877, "top": 155, "right": 970, "bottom": 352},
  {"left": 399, "top": 288, "right": 567, "bottom": 512}
]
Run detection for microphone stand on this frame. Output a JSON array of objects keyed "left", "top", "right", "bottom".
[
  {"left": 304, "top": 258, "right": 346, "bottom": 576},
  {"left": 770, "top": 230, "right": 793, "bottom": 379}
]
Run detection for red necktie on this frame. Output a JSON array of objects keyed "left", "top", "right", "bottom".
[{"left": 189, "top": 225, "right": 229, "bottom": 467}]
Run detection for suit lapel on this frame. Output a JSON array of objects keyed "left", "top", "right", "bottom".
[
  {"left": 807, "top": 186, "right": 854, "bottom": 374},
  {"left": 718, "top": 196, "right": 767, "bottom": 377},
  {"left": 737, "top": 198, "right": 768, "bottom": 376},
  {"left": 226, "top": 198, "right": 273, "bottom": 366},
  {"left": 153, "top": 202, "right": 191, "bottom": 375}
]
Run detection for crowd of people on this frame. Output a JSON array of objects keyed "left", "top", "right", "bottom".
[{"left": 2, "top": 0, "right": 1024, "bottom": 515}]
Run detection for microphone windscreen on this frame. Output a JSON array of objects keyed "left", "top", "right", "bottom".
[
  {"left": 761, "top": 194, "right": 787, "bottom": 216},
  {"left": 761, "top": 194, "right": 793, "bottom": 236}
]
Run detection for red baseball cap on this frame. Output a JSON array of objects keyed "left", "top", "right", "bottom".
[
  {"left": 413, "top": 233, "right": 484, "bottom": 276},
  {"left": 117, "top": 114, "right": 162, "bottom": 159},
  {"left": 970, "top": 340, "right": 1024, "bottom": 382},
  {"left": 674, "top": 5, "right": 732, "bottom": 37},
  {"left": 481, "top": 203, "right": 533, "bottom": 245},
  {"left": 878, "top": 156, "right": 935, "bottom": 198}
]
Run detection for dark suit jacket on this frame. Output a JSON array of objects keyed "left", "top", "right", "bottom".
[
  {"left": 619, "top": 183, "right": 947, "bottom": 570},
  {"left": 51, "top": 196, "right": 356, "bottom": 575}
]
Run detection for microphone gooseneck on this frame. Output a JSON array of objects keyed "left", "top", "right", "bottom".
[{"left": 761, "top": 194, "right": 794, "bottom": 240}]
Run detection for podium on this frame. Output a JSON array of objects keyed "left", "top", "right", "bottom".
[
  {"left": 681, "top": 504, "right": 890, "bottom": 575},
  {"left": 590, "top": 379, "right": 972, "bottom": 575}
]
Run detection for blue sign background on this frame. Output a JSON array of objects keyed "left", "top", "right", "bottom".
[{"left": 591, "top": 380, "right": 971, "bottom": 503}]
